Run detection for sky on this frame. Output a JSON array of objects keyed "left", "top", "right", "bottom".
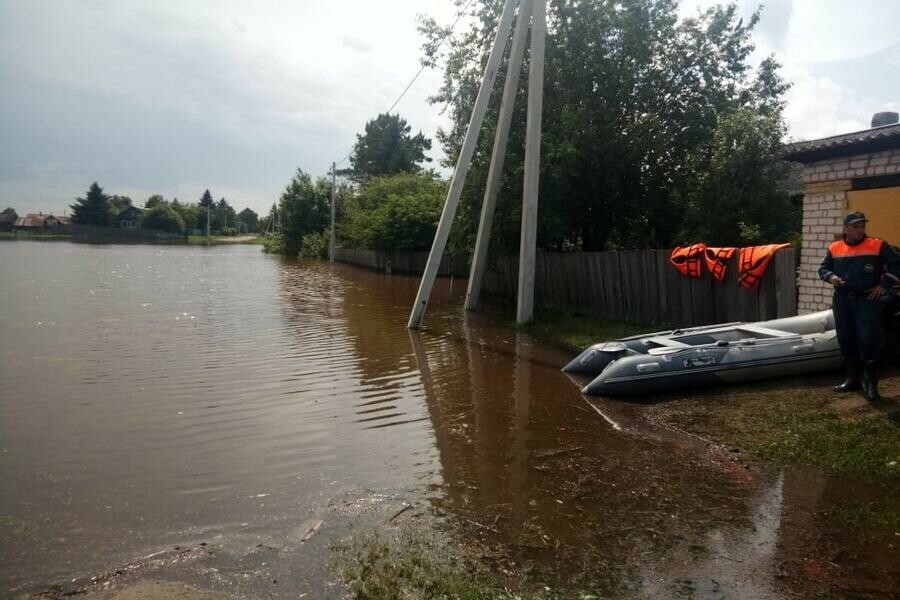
[{"left": 1, "top": 0, "right": 898, "bottom": 219}]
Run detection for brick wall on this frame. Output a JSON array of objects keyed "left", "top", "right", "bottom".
[{"left": 797, "top": 148, "right": 900, "bottom": 313}]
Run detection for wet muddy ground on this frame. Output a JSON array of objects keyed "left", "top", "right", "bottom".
[{"left": 2, "top": 242, "right": 898, "bottom": 599}]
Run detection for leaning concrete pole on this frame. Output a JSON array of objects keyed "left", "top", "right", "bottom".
[
  {"left": 408, "top": 0, "right": 519, "bottom": 329},
  {"left": 464, "top": 0, "right": 532, "bottom": 311},
  {"left": 329, "top": 161, "right": 336, "bottom": 263},
  {"left": 516, "top": 0, "right": 545, "bottom": 325}
]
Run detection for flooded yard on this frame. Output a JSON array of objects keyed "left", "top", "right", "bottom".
[{"left": 0, "top": 241, "right": 897, "bottom": 599}]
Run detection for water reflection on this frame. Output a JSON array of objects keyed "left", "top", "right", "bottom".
[{"left": 1, "top": 243, "right": 895, "bottom": 597}]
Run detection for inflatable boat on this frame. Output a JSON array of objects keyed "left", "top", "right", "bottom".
[{"left": 563, "top": 310, "right": 842, "bottom": 396}]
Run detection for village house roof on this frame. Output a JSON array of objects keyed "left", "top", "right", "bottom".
[
  {"left": 783, "top": 122, "right": 900, "bottom": 163},
  {"left": 116, "top": 206, "right": 145, "bottom": 218},
  {"left": 14, "top": 213, "right": 70, "bottom": 228}
]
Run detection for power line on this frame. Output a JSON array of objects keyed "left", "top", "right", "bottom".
[{"left": 333, "top": 0, "right": 477, "bottom": 169}]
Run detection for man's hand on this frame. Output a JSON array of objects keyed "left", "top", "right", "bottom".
[
  {"left": 867, "top": 286, "right": 885, "bottom": 301},
  {"left": 830, "top": 275, "right": 845, "bottom": 287}
]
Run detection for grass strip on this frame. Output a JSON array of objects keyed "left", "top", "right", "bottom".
[{"left": 331, "top": 532, "right": 564, "bottom": 600}]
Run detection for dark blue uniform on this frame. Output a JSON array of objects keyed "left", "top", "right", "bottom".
[{"left": 818, "top": 235, "right": 896, "bottom": 361}]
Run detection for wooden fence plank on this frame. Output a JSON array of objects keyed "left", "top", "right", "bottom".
[{"left": 336, "top": 247, "right": 797, "bottom": 326}]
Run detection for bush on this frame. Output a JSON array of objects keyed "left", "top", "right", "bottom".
[
  {"left": 341, "top": 173, "right": 446, "bottom": 251},
  {"left": 261, "top": 232, "right": 286, "bottom": 254},
  {"left": 300, "top": 230, "right": 329, "bottom": 259},
  {"left": 140, "top": 205, "right": 184, "bottom": 233}
]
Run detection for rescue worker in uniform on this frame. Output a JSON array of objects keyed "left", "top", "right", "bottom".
[{"left": 818, "top": 212, "right": 899, "bottom": 401}]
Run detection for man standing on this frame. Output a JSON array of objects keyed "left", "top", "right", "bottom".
[{"left": 819, "top": 212, "right": 899, "bottom": 401}]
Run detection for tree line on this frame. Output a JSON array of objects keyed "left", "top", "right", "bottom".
[
  {"left": 267, "top": 0, "right": 801, "bottom": 261},
  {"left": 262, "top": 112, "right": 446, "bottom": 258},
  {"left": 67, "top": 183, "right": 260, "bottom": 234}
]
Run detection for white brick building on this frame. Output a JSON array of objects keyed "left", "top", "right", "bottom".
[{"left": 784, "top": 119, "right": 900, "bottom": 313}]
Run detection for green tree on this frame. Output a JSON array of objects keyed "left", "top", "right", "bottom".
[
  {"left": 677, "top": 107, "right": 800, "bottom": 245},
  {"left": 108, "top": 195, "right": 132, "bottom": 216},
  {"left": 140, "top": 205, "right": 185, "bottom": 233},
  {"left": 145, "top": 194, "right": 166, "bottom": 209},
  {"left": 349, "top": 113, "right": 432, "bottom": 183},
  {"left": 271, "top": 169, "right": 331, "bottom": 255},
  {"left": 1, "top": 207, "right": 17, "bottom": 220},
  {"left": 198, "top": 190, "right": 214, "bottom": 233},
  {"left": 419, "top": 0, "right": 793, "bottom": 251},
  {"left": 70, "top": 182, "right": 112, "bottom": 226},
  {"left": 237, "top": 207, "right": 259, "bottom": 233},
  {"left": 341, "top": 173, "right": 447, "bottom": 251},
  {"left": 171, "top": 199, "right": 201, "bottom": 231},
  {"left": 199, "top": 190, "right": 213, "bottom": 208},
  {"left": 214, "top": 198, "right": 236, "bottom": 233},
  {"left": 259, "top": 203, "right": 278, "bottom": 235}
]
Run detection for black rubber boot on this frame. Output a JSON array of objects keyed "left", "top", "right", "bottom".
[
  {"left": 862, "top": 360, "right": 881, "bottom": 402},
  {"left": 833, "top": 359, "right": 861, "bottom": 392}
]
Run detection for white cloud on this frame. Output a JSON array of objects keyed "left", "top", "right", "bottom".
[
  {"left": 0, "top": 0, "right": 459, "bottom": 217},
  {"left": 783, "top": 68, "right": 875, "bottom": 140},
  {"left": 1, "top": 0, "right": 897, "bottom": 217}
]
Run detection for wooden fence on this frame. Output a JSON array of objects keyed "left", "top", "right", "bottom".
[
  {"left": 333, "top": 248, "right": 468, "bottom": 277},
  {"left": 334, "top": 247, "right": 798, "bottom": 327},
  {"left": 66, "top": 224, "right": 184, "bottom": 241}
]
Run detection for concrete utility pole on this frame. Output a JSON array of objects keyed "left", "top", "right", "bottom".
[
  {"left": 408, "top": 0, "right": 518, "bottom": 329},
  {"left": 330, "top": 161, "right": 337, "bottom": 263},
  {"left": 516, "top": 0, "right": 545, "bottom": 325},
  {"left": 465, "top": 0, "right": 532, "bottom": 311}
]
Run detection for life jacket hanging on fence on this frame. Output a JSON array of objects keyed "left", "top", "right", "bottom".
[
  {"left": 704, "top": 246, "right": 738, "bottom": 281},
  {"left": 737, "top": 243, "right": 792, "bottom": 289},
  {"left": 670, "top": 243, "right": 707, "bottom": 277}
]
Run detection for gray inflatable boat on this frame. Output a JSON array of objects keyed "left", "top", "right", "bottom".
[{"left": 563, "top": 310, "right": 842, "bottom": 396}]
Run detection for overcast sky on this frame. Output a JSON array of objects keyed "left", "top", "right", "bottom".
[{"left": 1, "top": 0, "right": 897, "bottom": 218}]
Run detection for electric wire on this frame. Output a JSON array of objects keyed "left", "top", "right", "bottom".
[{"left": 332, "top": 0, "right": 477, "bottom": 169}]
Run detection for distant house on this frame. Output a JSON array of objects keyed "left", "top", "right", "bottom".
[
  {"left": 13, "top": 212, "right": 69, "bottom": 232},
  {"left": 784, "top": 112, "right": 900, "bottom": 313},
  {"left": 0, "top": 213, "right": 15, "bottom": 231},
  {"left": 116, "top": 206, "right": 145, "bottom": 228}
]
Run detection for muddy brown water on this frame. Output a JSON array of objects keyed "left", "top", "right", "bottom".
[{"left": 0, "top": 241, "right": 897, "bottom": 599}]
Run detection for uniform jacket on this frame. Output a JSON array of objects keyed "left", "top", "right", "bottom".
[{"left": 818, "top": 236, "right": 900, "bottom": 293}]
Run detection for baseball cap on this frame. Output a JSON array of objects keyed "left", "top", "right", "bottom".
[{"left": 843, "top": 211, "right": 868, "bottom": 225}]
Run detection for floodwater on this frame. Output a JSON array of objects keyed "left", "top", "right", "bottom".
[{"left": 0, "top": 241, "right": 896, "bottom": 599}]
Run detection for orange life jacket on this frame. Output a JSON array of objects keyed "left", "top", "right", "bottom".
[
  {"left": 704, "top": 247, "right": 738, "bottom": 281},
  {"left": 737, "top": 243, "right": 791, "bottom": 289},
  {"left": 670, "top": 243, "right": 707, "bottom": 277}
]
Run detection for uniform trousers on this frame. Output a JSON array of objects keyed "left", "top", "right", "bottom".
[{"left": 833, "top": 291, "right": 883, "bottom": 361}]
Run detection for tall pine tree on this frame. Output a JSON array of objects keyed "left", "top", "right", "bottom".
[{"left": 70, "top": 182, "right": 111, "bottom": 226}]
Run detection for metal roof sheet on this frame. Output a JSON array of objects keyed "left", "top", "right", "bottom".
[{"left": 783, "top": 123, "right": 900, "bottom": 163}]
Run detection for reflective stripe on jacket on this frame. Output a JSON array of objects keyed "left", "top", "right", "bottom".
[
  {"left": 704, "top": 247, "right": 737, "bottom": 281},
  {"left": 818, "top": 236, "right": 896, "bottom": 293},
  {"left": 737, "top": 243, "right": 791, "bottom": 290},
  {"left": 670, "top": 243, "right": 706, "bottom": 277}
]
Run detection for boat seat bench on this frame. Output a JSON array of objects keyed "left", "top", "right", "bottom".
[
  {"left": 644, "top": 336, "right": 691, "bottom": 348},
  {"left": 734, "top": 324, "right": 795, "bottom": 338}
]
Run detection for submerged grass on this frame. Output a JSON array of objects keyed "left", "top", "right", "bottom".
[
  {"left": 0, "top": 232, "right": 72, "bottom": 240},
  {"left": 331, "top": 532, "right": 556, "bottom": 600},
  {"left": 520, "top": 308, "right": 664, "bottom": 350},
  {"left": 186, "top": 235, "right": 261, "bottom": 245}
]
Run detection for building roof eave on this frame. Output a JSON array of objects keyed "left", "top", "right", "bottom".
[{"left": 782, "top": 123, "right": 900, "bottom": 163}]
